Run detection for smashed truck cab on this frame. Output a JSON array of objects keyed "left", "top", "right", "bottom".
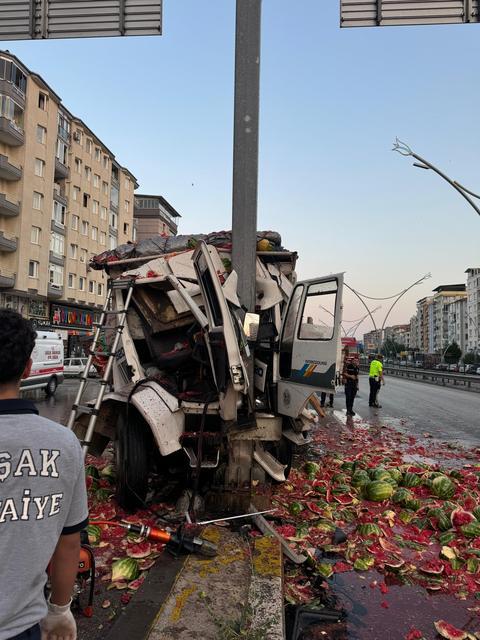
[{"left": 75, "top": 231, "right": 343, "bottom": 510}]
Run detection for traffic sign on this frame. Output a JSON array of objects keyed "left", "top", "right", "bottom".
[
  {"left": 0, "top": 0, "right": 162, "bottom": 40},
  {"left": 340, "top": 0, "right": 479, "bottom": 28}
]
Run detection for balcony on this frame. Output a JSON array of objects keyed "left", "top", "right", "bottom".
[
  {"left": 49, "top": 251, "right": 65, "bottom": 267},
  {"left": 50, "top": 219, "right": 66, "bottom": 235},
  {"left": 0, "top": 117, "right": 24, "bottom": 146},
  {"left": 53, "top": 183, "right": 68, "bottom": 206},
  {"left": 0, "top": 231, "right": 17, "bottom": 252},
  {"left": 0, "top": 193, "right": 20, "bottom": 217},
  {"left": 54, "top": 158, "right": 69, "bottom": 180},
  {"left": 48, "top": 283, "right": 63, "bottom": 299},
  {"left": 0, "top": 268, "right": 15, "bottom": 288},
  {"left": 0, "top": 155, "right": 21, "bottom": 181}
]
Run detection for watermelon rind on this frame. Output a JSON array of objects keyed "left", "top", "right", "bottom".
[{"left": 433, "top": 620, "right": 467, "bottom": 640}]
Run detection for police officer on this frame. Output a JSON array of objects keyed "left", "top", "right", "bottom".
[
  {"left": 343, "top": 357, "right": 359, "bottom": 416},
  {"left": 369, "top": 354, "right": 384, "bottom": 408}
]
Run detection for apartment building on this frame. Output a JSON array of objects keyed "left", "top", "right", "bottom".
[
  {"left": 383, "top": 324, "right": 410, "bottom": 347},
  {"left": 134, "top": 194, "right": 181, "bottom": 240},
  {"left": 0, "top": 51, "right": 137, "bottom": 355},
  {"left": 416, "top": 297, "right": 433, "bottom": 354},
  {"left": 431, "top": 285, "right": 467, "bottom": 354},
  {"left": 409, "top": 314, "right": 419, "bottom": 350},
  {"left": 446, "top": 296, "right": 468, "bottom": 354},
  {"left": 363, "top": 329, "right": 383, "bottom": 353},
  {"left": 466, "top": 268, "right": 480, "bottom": 354}
]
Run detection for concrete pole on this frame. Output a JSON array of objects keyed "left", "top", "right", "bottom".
[{"left": 231, "top": 0, "right": 262, "bottom": 313}]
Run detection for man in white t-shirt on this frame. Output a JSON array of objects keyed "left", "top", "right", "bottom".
[{"left": 0, "top": 310, "right": 88, "bottom": 640}]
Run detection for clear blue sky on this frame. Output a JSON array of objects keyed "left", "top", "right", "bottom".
[{"left": 3, "top": 1, "right": 479, "bottom": 338}]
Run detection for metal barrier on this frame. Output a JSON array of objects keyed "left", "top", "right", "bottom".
[{"left": 359, "top": 364, "right": 480, "bottom": 393}]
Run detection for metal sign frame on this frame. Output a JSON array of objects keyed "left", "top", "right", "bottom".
[
  {"left": 0, "top": 0, "right": 162, "bottom": 40},
  {"left": 341, "top": 0, "right": 478, "bottom": 28}
]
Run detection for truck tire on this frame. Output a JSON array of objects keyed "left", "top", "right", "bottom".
[
  {"left": 115, "top": 409, "right": 151, "bottom": 511},
  {"left": 45, "top": 376, "right": 58, "bottom": 397}
]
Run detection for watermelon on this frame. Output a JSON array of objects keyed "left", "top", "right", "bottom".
[
  {"left": 438, "top": 531, "right": 456, "bottom": 546},
  {"left": 316, "top": 563, "right": 333, "bottom": 578},
  {"left": 289, "top": 502, "right": 304, "bottom": 516},
  {"left": 428, "top": 508, "right": 452, "bottom": 532},
  {"left": 95, "top": 488, "right": 113, "bottom": 502},
  {"left": 433, "top": 620, "right": 467, "bottom": 640},
  {"left": 351, "top": 470, "right": 370, "bottom": 489},
  {"left": 304, "top": 462, "right": 319, "bottom": 480},
  {"left": 86, "top": 524, "right": 102, "bottom": 545},
  {"left": 139, "top": 558, "right": 156, "bottom": 571},
  {"left": 357, "top": 523, "right": 383, "bottom": 537},
  {"left": 332, "top": 484, "right": 351, "bottom": 495},
  {"left": 404, "top": 499, "right": 421, "bottom": 512},
  {"left": 354, "top": 556, "right": 375, "bottom": 571},
  {"left": 460, "top": 522, "right": 480, "bottom": 538},
  {"left": 398, "top": 510, "right": 415, "bottom": 524},
  {"left": 85, "top": 464, "right": 100, "bottom": 478},
  {"left": 341, "top": 461, "right": 355, "bottom": 473},
  {"left": 334, "top": 494, "right": 353, "bottom": 505},
  {"left": 111, "top": 557, "right": 140, "bottom": 582},
  {"left": 402, "top": 472, "right": 421, "bottom": 488},
  {"left": 467, "top": 558, "right": 480, "bottom": 574},
  {"left": 431, "top": 476, "right": 456, "bottom": 500},
  {"left": 384, "top": 555, "right": 405, "bottom": 570},
  {"left": 371, "top": 468, "right": 392, "bottom": 482},
  {"left": 440, "top": 546, "right": 457, "bottom": 561},
  {"left": 316, "top": 521, "right": 336, "bottom": 534},
  {"left": 450, "top": 470, "right": 463, "bottom": 480},
  {"left": 451, "top": 508, "right": 475, "bottom": 528},
  {"left": 473, "top": 506, "right": 480, "bottom": 522},
  {"left": 392, "top": 488, "right": 413, "bottom": 505},
  {"left": 450, "top": 558, "right": 464, "bottom": 571},
  {"left": 388, "top": 469, "right": 403, "bottom": 484},
  {"left": 332, "top": 473, "right": 348, "bottom": 485},
  {"left": 126, "top": 542, "right": 152, "bottom": 559},
  {"left": 127, "top": 576, "right": 145, "bottom": 591},
  {"left": 419, "top": 560, "right": 444, "bottom": 575},
  {"left": 365, "top": 481, "right": 394, "bottom": 502}
]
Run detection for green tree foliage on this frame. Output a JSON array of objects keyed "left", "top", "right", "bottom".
[
  {"left": 444, "top": 341, "right": 462, "bottom": 363},
  {"left": 463, "top": 352, "right": 478, "bottom": 364}
]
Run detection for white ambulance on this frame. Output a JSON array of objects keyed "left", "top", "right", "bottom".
[{"left": 20, "top": 330, "right": 64, "bottom": 396}]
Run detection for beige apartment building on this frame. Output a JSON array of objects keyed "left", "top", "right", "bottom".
[
  {"left": 134, "top": 194, "right": 181, "bottom": 240},
  {"left": 0, "top": 51, "right": 137, "bottom": 354}
]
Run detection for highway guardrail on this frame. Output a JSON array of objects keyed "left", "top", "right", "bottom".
[{"left": 359, "top": 364, "right": 480, "bottom": 393}]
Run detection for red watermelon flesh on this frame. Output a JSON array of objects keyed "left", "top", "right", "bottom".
[
  {"left": 126, "top": 542, "right": 152, "bottom": 559},
  {"left": 420, "top": 560, "right": 444, "bottom": 575},
  {"left": 433, "top": 620, "right": 467, "bottom": 640},
  {"left": 450, "top": 508, "right": 475, "bottom": 528}
]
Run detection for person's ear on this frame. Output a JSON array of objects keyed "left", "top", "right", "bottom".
[{"left": 21, "top": 358, "right": 33, "bottom": 380}]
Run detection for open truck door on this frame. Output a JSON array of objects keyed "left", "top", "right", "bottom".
[{"left": 277, "top": 274, "right": 343, "bottom": 418}]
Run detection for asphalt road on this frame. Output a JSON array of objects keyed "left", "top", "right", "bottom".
[
  {"left": 23, "top": 377, "right": 98, "bottom": 425},
  {"left": 331, "top": 373, "right": 480, "bottom": 447}
]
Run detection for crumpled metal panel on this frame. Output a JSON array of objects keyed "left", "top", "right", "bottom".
[{"left": 341, "top": 0, "right": 478, "bottom": 27}]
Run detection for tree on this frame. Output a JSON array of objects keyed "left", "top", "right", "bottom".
[
  {"left": 381, "top": 339, "right": 405, "bottom": 357},
  {"left": 444, "top": 341, "right": 462, "bottom": 364},
  {"left": 463, "top": 352, "right": 478, "bottom": 365}
]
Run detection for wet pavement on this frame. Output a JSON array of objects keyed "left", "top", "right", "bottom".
[{"left": 23, "top": 377, "right": 98, "bottom": 425}]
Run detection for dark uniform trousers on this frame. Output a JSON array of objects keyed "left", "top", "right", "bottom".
[
  {"left": 345, "top": 382, "right": 357, "bottom": 413},
  {"left": 369, "top": 377, "right": 380, "bottom": 405}
]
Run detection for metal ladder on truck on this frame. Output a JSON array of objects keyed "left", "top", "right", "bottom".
[{"left": 67, "top": 278, "right": 136, "bottom": 458}]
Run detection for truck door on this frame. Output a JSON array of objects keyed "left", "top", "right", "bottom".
[
  {"left": 192, "top": 241, "right": 248, "bottom": 394},
  {"left": 277, "top": 274, "right": 343, "bottom": 418}
]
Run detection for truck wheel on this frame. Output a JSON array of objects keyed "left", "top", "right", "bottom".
[
  {"left": 115, "top": 410, "right": 151, "bottom": 511},
  {"left": 45, "top": 376, "right": 57, "bottom": 397}
]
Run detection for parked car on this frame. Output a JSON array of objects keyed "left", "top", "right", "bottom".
[
  {"left": 414, "top": 360, "right": 423, "bottom": 368},
  {"left": 399, "top": 361, "right": 407, "bottom": 367},
  {"left": 435, "top": 363, "right": 448, "bottom": 371},
  {"left": 20, "top": 331, "right": 64, "bottom": 396},
  {"left": 448, "top": 363, "right": 459, "bottom": 372},
  {"left": 477, "top": 366, "right": 480, "bottom": 375},
  {"left": 458, "top": 364, "right": 466, "bottom": 373},
  {"left": 465, "top": 364, "right": 478, "bottom": 374},
  {"left": 64, "top": 357, "right": 96, "bottom": 377}
]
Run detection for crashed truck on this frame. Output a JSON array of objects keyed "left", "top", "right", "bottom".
[{"left": 74, "top": 231, "right": 343, "bottom": 510}]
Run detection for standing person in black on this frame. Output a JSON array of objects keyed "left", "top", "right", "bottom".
[{"left": 343, "top": 357, "right": 359, "bottom": 416}]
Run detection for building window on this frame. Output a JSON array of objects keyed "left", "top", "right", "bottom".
[
  {"left": 83, "top": 193, "right": 90, "bottom": 208},
  {"left": 95, "top": 147, "right": 101, "bottom": 162},
  {"left": 100, "top": 206, "right": 107, "bottom": 220},
  {"left": 29, "top": 260, "right": 39, "bottom": 278},
  {"left": 81, "top": 221, "right": 89, "bottom": 236},
  {"left": 72, "top": 186, "right": 80, "bottom": 201},
  {"left": 103, "top": 155, "right": 109, "bottom": 169},
  {"left": 49, "top": 264, "right": 64, "bottom": 287},
  {"left": 88, "top": 280, "right": 94, "bottom": 294},
  {"left": 85, "top": 166, "right": 92, "bottom": 181},
  {"left": 109, "top": 211, "right": 117, "bottom": 229},
  {"left": 50, "top": 232, "right": 64, "bottom": 256},
  {"left": 91, "top": 226, "right": 98, "bottom": 241},
  {"left": 56, "top": 139, "right": 68, "bottom": 165},
  {"left": 71, "top": 215, "right": 79, "bottom": 231},
  {"left": 100, "top": 231, "right": 106, "bottom": 246},
  {"left": 34, "top": 158, "right": 45, "bottom": 177},
  {"left": 124, "top": 200, "right": 130, "bottom": 213},
  {"left": 79, "top": 276, "right": 85, "bottom": 291},
  {"left": 123, "top": 222, "right": 129, "bottom": 235},
  {"left": 52, "top": 202, "right": 66, "bottom": 226},
  {"left": 97, "top": 283, "right": 103, "bottom": 296},
  {"left": 38, "top": 92, "right": 48, "bottom": 111},
  {"left": 102, "top": 181, "right": 108, "bottom": 196},
  {"left": 86, "top": 139, "right": 93, "bottom": 154},
  {"left": 57, "top": 112, "right": 70, "bottom": 141},
  {"left": 33, "top": 191, "right": 43, "bottom": 210},
  {"left": 93, "top": 174, "right": 100, "bottom": 188},
  {"left": 92, "top": 200, "right": 99, "bottom": 215},
  {"left": 0, "top": 94, "right": 24, "bottom": 130},
  {"left": 125, "top": 178, "right": 130, "bottom": 191},
  {"left": 109, "top": 235, "right": 116, "bottom": 250},
  {"left": 36, "top": 125, "right": 46, "bottom": 144},
  {"left": 133, "top": 226, "right": 137, "bottom": 242},
  {"left": 80, "top": 248, "right": 87, "bottom": 263},
  {"left": 31, "top": 226, "right": 41, "bottom": 244},
  {"left": 74, "top": 158, "right": 82, "bottom": 174},
  {"left": 68, "top": 273, "right": 76, "bottom": 289},
  {"left": 69, "top": 243, "right": 78, "bottom": 259}
]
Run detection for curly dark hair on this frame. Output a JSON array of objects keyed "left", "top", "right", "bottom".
[{"left": 0, "top": 309, "right": 37, "bottom": 384}]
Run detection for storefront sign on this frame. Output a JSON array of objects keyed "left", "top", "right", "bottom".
[
  {"left": 50, "top": 304, "right": 99, "bottom": 330},
  {"left": 29, "top": 299, "right": 48, "bottom": 319}
]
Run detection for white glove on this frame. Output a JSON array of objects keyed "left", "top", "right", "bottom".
[{"left": 40, "top": 597, "right": 77, "bottom": 640}]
